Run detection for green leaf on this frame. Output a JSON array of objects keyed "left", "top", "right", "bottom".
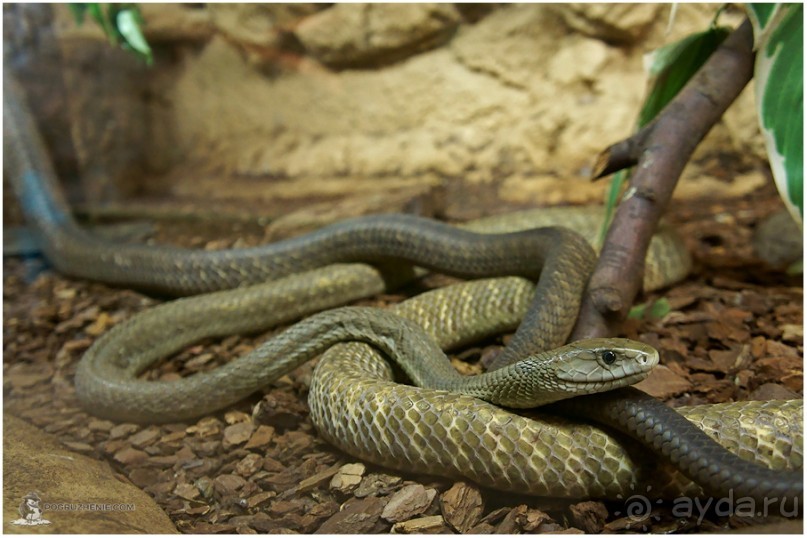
[
  {"left": 68, "top": 4, "right": 89, "bottom": 25},
  {"left": 785, "top": 260, "right": 804, "bottom": 276},
  {"left": 638, "top": 26, "right": 731, "bottom": 128},
  {"left": 87, "top": 3, "right": 117, "bottom": 44},
  {"left": 628, "top": 298, "right": 672, "bottom": 320},
  {"left": 68, "top": 3, "right": 153, "bottom": 65},
  {"left": 116, "top": 8, "right": 153, "bottom": 64},
  {"left": 748, "top": 3, "right": 778, "bottom": 28},
  {"left": 786, "top": 258, "right": 803, "bottom": 276},
  {"left": 599, "top": 169, "right": 625, "bottom": 247},
  {"left": 749, "top": 3, "right": 803, "bottom": 223}
]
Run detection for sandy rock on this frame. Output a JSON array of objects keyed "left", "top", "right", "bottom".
[
  {"left": 27, "top": 4, "right": 766, "bottom": 219},
  {"left": 3, "top": 414, "right": 176, "bottom": 533},
  {"left": 264, "top": 184, "right": 441, "bottom": 239},
  {"left": 138, "top": 4, "right": 214, "bottom": 42},
  {"left": 160, "top": 3, "right": 757, "bottom": 200},
  {"left": 551, "top": 3, "right": 661, "bottom": 43},
  {"left": 547, "top": 36, "right": 609, "bottom": 85},
  {"left": 208, "top": 4, "right": 320, "bottom": 67},
  {"left": 296, "top": 4, "right": 460, "bottom": 68},
  {"left": 452, "top": 5, "right": 606, "bottom": 89}
]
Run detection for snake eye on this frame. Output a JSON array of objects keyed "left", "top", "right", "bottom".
[{"left": 601, "top": 350, "right": 617, "bottom": 365}]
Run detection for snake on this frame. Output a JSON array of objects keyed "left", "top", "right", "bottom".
[{"left": 4, "top": 74, "right": 802, "bottom": 503}]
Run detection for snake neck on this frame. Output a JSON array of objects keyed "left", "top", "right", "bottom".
[{"left": 432, "top": 351, "right": 565, "bottom": 407}]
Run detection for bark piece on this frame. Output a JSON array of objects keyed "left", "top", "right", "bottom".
[
  {"left": 244, "top": 425, "right": 275, "bottom": 449},
  {"left": 222, "top": 421, "right": 255, "bottom": 448},
  {"left": 568, "top": 501, "right": 608, "bottom": 533},
  {"left": 381, "top": 484, "right": 437, "bottom": 523},
  {"left": 440, "top": 481, "right": 484, "bottom": 532},
  {"left": 316, "top": 496, "right": 386, "bottom": 534},
  {"left": 330, "top": 462, "right": 366, "bottom": 494},
  {"left": 354, "top": 472, "right": 403, "bottom": 498},
  {"left": 392, "top": 515, "right": 450, "bottom": 534}
]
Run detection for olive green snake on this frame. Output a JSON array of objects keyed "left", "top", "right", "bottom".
[{"left": 4, "top": 75, "right": 802, "bottom": 503}]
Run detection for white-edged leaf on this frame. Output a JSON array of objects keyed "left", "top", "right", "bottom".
[
  {"left": 748, "top": 3, "right": 803, "bottom": 224},
  {"left": 116, "top": 8, "right": 153, "bottom": 64}
]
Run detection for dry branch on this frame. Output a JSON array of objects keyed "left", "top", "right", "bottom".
[{"left": 571, "top": 19, "right": 756, "bottom": 340}]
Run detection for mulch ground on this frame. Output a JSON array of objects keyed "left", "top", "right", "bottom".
[{"left": 3, "top": 186, "right": 802, "bottom": 533}]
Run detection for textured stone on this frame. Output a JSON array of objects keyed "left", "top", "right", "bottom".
[
  {"left": 550, "top": 3, "right": 661, "bottom": 43},
  {"left": 208, "top": 4, "right": 320, "bottom": 67},
  {"left": 4, "top": 415, "right": 177, "bottom": 533},
  {"left": 25, "top": 3, "right": 760, "bottom": 217},
  {"left": 158, "top": 3, "right": 759, "bottom": 206},
  {"left": 295, "top": 3, "right": 460, "bottom": 68}
]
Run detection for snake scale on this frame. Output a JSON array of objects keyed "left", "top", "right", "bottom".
[{"left": 4, "top": 74, "right": 802, "bottom": 504}]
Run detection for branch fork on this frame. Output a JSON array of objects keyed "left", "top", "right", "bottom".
[{"left": 571, "top": 19, "right": 756, "bottom": 340}]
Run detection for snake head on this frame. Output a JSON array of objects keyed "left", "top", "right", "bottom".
[
  {"left": 497, "top": 338, "right": 659, "bottom": 408},
  {"left": 552, "top": 337, "right": 658, "bottom": 392}
]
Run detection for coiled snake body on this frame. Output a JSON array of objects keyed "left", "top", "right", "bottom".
[{"left": 4, "top": 75, "right": 802, "bottom": 503}]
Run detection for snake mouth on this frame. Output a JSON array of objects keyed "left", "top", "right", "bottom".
[
  {"left": 617, "top": 370, "right": 652, "bottom": 386},
  {"left": 561, "top": 370, "right": 652, "bottom": 393}
]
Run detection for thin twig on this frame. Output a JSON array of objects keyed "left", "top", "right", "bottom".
[{"left": 590, "top": 122, "right": 653, "bottom": 180}]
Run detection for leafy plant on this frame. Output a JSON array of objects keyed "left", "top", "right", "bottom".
[
  {"left": 69, "top": 3, "right": 152, "bottom": 64},
  {"left": 747, "top": 3, "right": 803, "bottom": 222}
]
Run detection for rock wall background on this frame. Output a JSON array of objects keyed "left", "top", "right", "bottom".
[{"left": 8, "top": 3, "right": 766, "bottom": 220}]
